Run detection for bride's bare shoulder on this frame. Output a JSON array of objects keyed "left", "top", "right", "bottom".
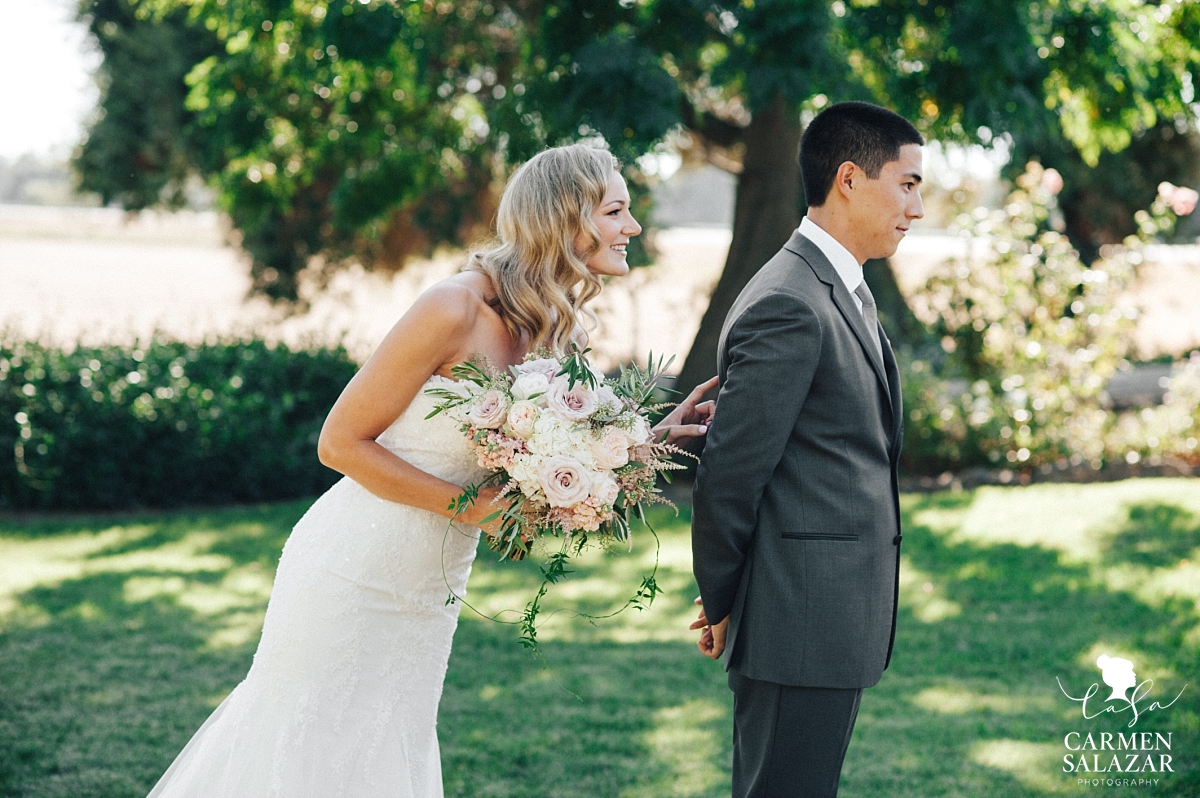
[
  {"left": 443, "top": 270, "right": 498, "bottom": 303},
  {"left": 405, "top": 271, "right": 494, "bottom": 325}
]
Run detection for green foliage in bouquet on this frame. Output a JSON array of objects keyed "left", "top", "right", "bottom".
[
  {"left": 0, "top": 334, "right": 356, "bottom": 510},
  {"left": 900, "top": 162, "right": 1161, "bottom": 474}
]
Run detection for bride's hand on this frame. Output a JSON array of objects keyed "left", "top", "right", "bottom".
[
  {"left": 457, "top": 485, "right": 510, "bottom": 534},
  {"left": 653, "top": 375, "right": 718, "bottom": 446}
]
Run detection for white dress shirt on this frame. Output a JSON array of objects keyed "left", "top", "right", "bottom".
[{"left": 798, "top": 216, "right": 865, "bottom": 315}]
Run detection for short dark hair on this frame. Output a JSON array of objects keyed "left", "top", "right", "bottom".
[{"left": 800, "top": 101, "right": 924, "bottom": 207}]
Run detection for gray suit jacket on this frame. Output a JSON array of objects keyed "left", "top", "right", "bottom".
[{"left": 692, "top": 230, "right": 904, "bottom": 689}]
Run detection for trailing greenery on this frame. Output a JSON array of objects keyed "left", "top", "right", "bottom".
[
  {"left": 0, "top": 334, "right": 356, "bottom": 510},
  {"left": 2, "top": 485, "right": 1198, "bottom": 796}
]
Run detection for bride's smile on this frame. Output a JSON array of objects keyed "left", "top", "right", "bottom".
[{"left": 576, "top": 170, "right": 642, "bottom": 277}]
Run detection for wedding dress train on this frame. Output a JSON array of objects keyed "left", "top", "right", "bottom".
[{"left": 148, "top": 376, "right": 487, "bottom": 798}]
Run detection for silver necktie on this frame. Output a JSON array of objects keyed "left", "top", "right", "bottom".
[{"left": 854, "top": 279, "right": 883, "bottom": 363}]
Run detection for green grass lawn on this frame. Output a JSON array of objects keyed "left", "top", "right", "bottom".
[{"left": 1, "top": 479, "right": 1199, "bottom": 797}]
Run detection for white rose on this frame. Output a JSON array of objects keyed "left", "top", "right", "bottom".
[
  {"left": 546, "top": 379, "right": 597, "bottom": 421},
  {"left": 590, "top": 472, "right": 620, "bottom": 506},
  {"left": 538, "top": 455, "right": 593, "bottom": 508},
  {"left": 511, "top": 371, "right": 551, "bottom": 402},
  {"left": 504, "top": 400, "right": 539, "bottom": 439},
  {"left": 467, "top": 389, "right": 510, "bottom": 429},
  {"left": 593, "top": 384, "right": 618, "bottom": 404},
  {"left": 620, "top": 413, "right": 652, "bottom": 445},
  {"left": 590, "top": 425, "right": 631, "bottom": 470},
  {"left": 591, "top": 384, "right": 622, "bottom": 417}
]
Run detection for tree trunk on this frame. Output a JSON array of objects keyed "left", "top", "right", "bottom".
[
  {"left": 863, "top": 257, "right": 922, "bottom": 348},
  {"left": 675, "top": 94, "right": 803, "bottom": 400}
]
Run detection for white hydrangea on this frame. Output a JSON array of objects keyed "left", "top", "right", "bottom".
[{"left": 528, "top": 414, "right": 594, "bottom": 465}]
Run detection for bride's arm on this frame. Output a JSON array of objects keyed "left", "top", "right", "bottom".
[{"left": 317, "top": 284, "right": 501, "bottom": 526}]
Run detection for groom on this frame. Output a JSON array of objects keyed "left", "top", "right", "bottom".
[{"left": 690, "top": 101, "right": 923, "bottom": 798}]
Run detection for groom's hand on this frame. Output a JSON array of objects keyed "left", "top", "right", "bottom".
[{"left": 690, "top": 596, "right": 729, "bottom": 660}]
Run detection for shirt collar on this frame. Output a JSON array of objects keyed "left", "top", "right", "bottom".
[{"left": 799, "top": 216, "right": 863, "bottom": 297}]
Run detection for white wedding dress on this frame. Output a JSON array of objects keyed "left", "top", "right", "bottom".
[{"left": 148, "top": 376, "right": 488, "bottom": 798}]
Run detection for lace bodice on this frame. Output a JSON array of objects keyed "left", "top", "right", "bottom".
[{"left": 375, "top": 375, "right": 486, "bottom": 487}]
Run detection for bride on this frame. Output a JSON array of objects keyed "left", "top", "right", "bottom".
[{"left": 147, "top": 143, "right": 716, "bottom": 797}]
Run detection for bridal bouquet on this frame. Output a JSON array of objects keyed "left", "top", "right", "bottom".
[
  {"left": 425, "top": 348, "right": 689, "bottom": 650},
  {"left": 426, "top": 347, "right": 686, "bottom": 555}
]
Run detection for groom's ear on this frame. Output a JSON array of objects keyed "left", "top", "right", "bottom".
[{"left": 832, "top": 161, "right": 860, "bottom": 202}]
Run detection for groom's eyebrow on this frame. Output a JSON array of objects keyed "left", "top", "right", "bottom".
[{"left": 903, "top": 172, "right": 924, "bottom": 183}]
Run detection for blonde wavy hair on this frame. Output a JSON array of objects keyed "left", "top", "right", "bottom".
[{"left": 466, "top": 144, "right": 618, "bottom": 354}]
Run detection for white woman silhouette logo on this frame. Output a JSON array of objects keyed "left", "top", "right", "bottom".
[
  {"left": 1096, "top": 654, "right": 1137, "bottom": 704},
  {"left": 1059, "top": 654, "right": 1185, "bottom": 726}
]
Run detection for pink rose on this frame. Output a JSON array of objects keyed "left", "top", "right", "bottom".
[
  {"left": 467, "top": 389, "right": 510, "bottom": 429},
  {"left": 546, "top": 379, "right": 597, "bottom": 421},
  {"left": 538, "top": 455, "right": 592, "bottom": 508},
  {"left": 514, "top": 358, "right": 561, "bottom": 382},
  {"left": 590, "top": 425, "right": 630, "bottom": 470},
  {"left": 504, "top": 400, "right": 538, "bottom": 439}
]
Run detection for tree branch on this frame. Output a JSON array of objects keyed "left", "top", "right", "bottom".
[{"left": 679, "top": 96, "right": 745, "bottom": 150}]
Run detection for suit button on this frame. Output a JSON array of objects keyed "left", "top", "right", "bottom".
[{"left": 893, "top": 534, "right": 903, "bottom": 545}]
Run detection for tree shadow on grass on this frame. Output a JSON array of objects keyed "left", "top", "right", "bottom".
[
  {"left": 80, "top": 504, "right": 303, "bottom": 570},
  {"left": 842, "top": 492, "right": 1200, "bottom": 797},
  {"left": 0, "top": 501, "right": 306, "bottom": 570},
  {"left": 0, "top": 502, "right": 733, "bottom": 798},
  {"left": 1103, "top": 502, "right": 1200, "bottom": 570},
  {"left": 440, "top": 506, "right": 734, "bottom": 798},
  {"left": 4, "top": 494, "right": 1200, "bottom": 798},
  {"left": 0, "top": 573, "right": 258, "bottom": 798},
  {"left": 0, "top": 503, "right": 310, "bottom": 798},
  {"left": 441, "top": 621, "right": 734, "bottom": 798}
]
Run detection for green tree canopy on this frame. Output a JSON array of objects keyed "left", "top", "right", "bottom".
[
  {"left": 844, "top": 0, "right": 1200, "bottom": 262},
  {"left": 76, "top": 0, "right": 1200, "bottom": 380},
  {"left": 81, "top": 1, "right": 538, "bottom": 301}
]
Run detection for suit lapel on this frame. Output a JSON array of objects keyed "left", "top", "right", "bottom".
[
  {"left": 880, "top": 328, "right": 904, "bottom": 455},
  {"left": 786, "top": 233, "right": 892, "bottom": 402}
]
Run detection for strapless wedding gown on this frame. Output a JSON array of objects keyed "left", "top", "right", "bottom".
[{"left": 148, "top": 376, "right": 488, "bottom": 798}]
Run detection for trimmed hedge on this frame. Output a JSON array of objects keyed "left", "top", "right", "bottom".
[{"left": 0, "top": 335, "right": 357, "bottom": 510}]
